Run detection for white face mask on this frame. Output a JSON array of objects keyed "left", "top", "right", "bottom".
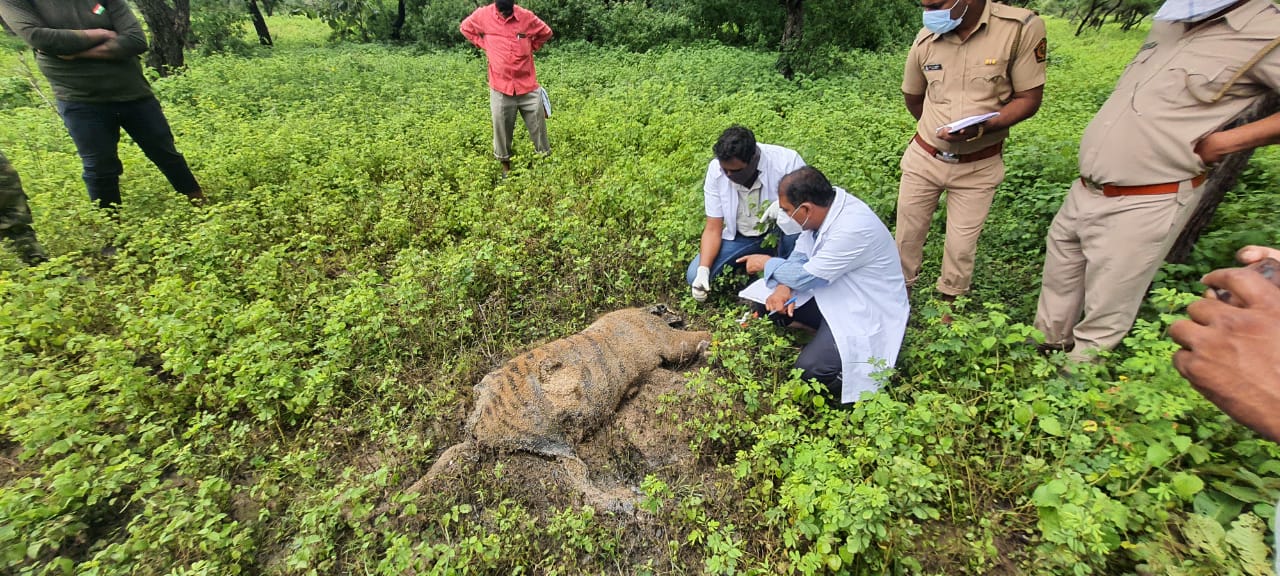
[
  {"left": 1153, "top": 0, "right": 1240, "bottom": 22},
  {"left": 776, "top": 204, "right": 806, "bottom": 235}
]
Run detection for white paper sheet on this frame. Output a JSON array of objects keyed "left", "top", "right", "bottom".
[
  {"left": 940, "top": 112, "right": 999, "bottom": 134},
  {"left": 738, "top": 278, "right": 814, "bottom": 307}
]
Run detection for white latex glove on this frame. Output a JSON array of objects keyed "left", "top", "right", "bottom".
[
  {"left": 762, "top": 200, "right": 782, "bottom": 225},
  {"left": 691, "top": 266, "right": 711, "bottom": 302}
]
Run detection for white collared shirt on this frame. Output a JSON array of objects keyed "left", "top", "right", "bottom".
[{"left": 703, "top": 143, "right": 805, "bottom": 239}]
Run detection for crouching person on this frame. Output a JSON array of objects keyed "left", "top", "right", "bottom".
[
  {"left": 739, "top": 167, "right": 910, "bottom": 403},
  {"left": 687, "top": 125, "right": 805, "bottom": 302}
]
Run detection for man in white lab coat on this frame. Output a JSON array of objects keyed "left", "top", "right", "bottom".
[{"left": 739, "top": 166, "right": 910, "bottom": 403}]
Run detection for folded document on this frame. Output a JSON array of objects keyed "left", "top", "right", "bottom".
[
  {"left": 738, "top": 278, "right": 813, "bottom": 307},
  {"left": 940, "top": 112, "right": 999, "bottom": 134}
]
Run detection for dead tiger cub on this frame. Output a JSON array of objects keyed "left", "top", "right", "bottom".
[{"left": 404, "top": 305, "right": 710, "bottom": 512}]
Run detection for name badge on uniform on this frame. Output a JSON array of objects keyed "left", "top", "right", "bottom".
[
  {"left": 92, "top": 3, "right": 105, "bottom": 14},
  {"left": 924, "top": 64, "right": 942, "bottom": 71}
]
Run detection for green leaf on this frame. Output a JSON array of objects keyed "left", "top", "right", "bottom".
[
  {"left": 1013, "top": 404, "right": 1033, "bottom": 427},
  {"left": 1038, "top": 416, "right": 1064, "bottom": 437},
  {"left": 1171, "top": 472, "right": 1205, "bottom": 500},
  {"left": 1225, "top": 513, "right": 1273, "bottom": 576},
  {"left": 1145, "top": 443, "right": 1173, "bottom": 467},
  {"left": 1212, "top": 481, "right": 1269, "bottom": 504},
  {"left": 1257, "top": 459, "right": 1280, "bottom": 477}
]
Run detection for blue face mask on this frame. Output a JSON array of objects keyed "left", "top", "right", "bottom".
[{"left": 923, "top": 0, "right": 968, "bottom": 35}]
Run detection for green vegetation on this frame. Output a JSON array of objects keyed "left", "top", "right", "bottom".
[{"left": 1, "top": 15, "right": 1278, "bottom": 575}]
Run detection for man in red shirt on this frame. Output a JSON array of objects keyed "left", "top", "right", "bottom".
[{"left": 460, "top": 0, "right": 553, "bottom": 176}]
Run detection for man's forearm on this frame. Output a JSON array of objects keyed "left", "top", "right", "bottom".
[
  {"left": 1213, "top": 111, "right": 1280, "bottom": 156},
  {"left": 903, "top": 93, "right": 924, "bottom": 121},
  {"left": 987, "top": 87, "right": 1044, "bottom": 131},
  {"left": 698, "top": 226, "right": 721, "bottom": 269},
  {"left": 65, "top": 38, "right": 133, "bottom": 60}
]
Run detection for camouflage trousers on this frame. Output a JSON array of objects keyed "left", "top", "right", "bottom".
[{"left": 0, "top": 150, "right": 48, "bottom": 265}]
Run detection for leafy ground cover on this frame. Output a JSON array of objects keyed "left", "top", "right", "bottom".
[{"left": 1, "top": 15, "right": 1278, "bottom": 575}]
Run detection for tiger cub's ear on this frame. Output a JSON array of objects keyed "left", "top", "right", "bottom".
[{"left": 646, "top": 304, "right": 684, "bottom": 328}]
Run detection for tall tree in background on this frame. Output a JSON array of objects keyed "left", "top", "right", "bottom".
[
  {"left": 247, "top": 0, "right": 274, "bottom": 46},
  {"left": 777, "top": 0, "right": 803, "bottom": 79},
  {"left": 133, "top": 0, "right": 192, "bottom": 76}
]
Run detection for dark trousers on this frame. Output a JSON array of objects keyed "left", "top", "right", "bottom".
[
  {"left": 685, "top": 229, "right": 799, "bottom": 285},
  {"left": 772, "top": 300, "right": 842, "bottom": 399},
  {"left": 57, "top": 97, "right": 200, "bottom": 209}
]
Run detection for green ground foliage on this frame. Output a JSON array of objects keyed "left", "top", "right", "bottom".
[{"left": 2, "top": 15, "right": 1280, "bottom": 575}]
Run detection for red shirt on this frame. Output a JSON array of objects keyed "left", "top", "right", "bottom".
[{"left": 460, "top": 4, "right": 552, "bottom": 96}]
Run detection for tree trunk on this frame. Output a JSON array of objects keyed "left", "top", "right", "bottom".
[
  {"left": 776, "top": 0, "right": 803, "bottom": 80},
  {"left": 247, "top": 0, "right": 273, "bottom": 46},
  {"left": 1076, "top": 0, "right": 1106, "bottom": 36},
  {"left": 391, "top": 0, "right": 407, "bottom": 41},
  {"left": 133, "top": 0, "right": 191, "bottom": 76},
  {"left": 1166, "top": 93, "right": 1280, "bottom": 264}
]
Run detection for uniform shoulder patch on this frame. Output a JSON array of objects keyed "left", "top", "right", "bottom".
[{"left": 1034, "top": 37, "right": 1047, "bottom": 63}]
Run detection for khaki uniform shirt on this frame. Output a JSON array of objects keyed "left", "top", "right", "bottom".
[
  {"left": 903, "top": 1, "right": 1048, "bottom": 155},
  {"left": 1078, "top": 0, "right": 1280, "bottom": 186}
]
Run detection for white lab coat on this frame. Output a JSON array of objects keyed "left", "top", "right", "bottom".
[
  {"left": 703, "top": 143, "right": 806, "bottom": 240},
  {"left": 794, "top": 188, "right": 910, "bottom": 403}
]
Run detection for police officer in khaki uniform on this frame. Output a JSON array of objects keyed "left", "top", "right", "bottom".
[
  {"left": 0, "top": 150, "right": 48, "bottom": 266},
  {"left": 1035, "top": 0, "right": 1280, "bottom": 361},
  {"left": 898, "top": 0, "right": 1046, "bottom": 308}
]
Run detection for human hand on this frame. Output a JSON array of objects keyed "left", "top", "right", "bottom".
[
  {"left": 691, "top": 266, "right": 711, "bottom": 302},
  {"left": 761, "top": 200, "right": 781, "bottom": 225},
  {"left": 1194, "top": 132, "right": 1233, "bottom": 165},
  {"left": 1207, "top": 245, "right": 1280, "bottom": 307},
  {"left": 765, "top": 285, "right": 795, "bottom": 316},
  {"left": 1169, "top": 262, "right": 1280, "bottom": 443},
  {"left": 736, "top": 254, "right": 771, "bottom": 275},
  {"left": 82, "top": 28, "right": 118, "bottom": 43},
  {"left": 1237, "top": 245, "right": 1280, "bottom": 265},
  {"left": 936, "top": 122, "right": 984, "bottom": 143}
]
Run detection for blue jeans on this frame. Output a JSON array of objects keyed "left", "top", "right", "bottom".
[
  {"left": 685, "top": 230, "right": 798, "bottom": 285},
  {"left": 57, "top": 97, "right": 200, "bottom": 209}
]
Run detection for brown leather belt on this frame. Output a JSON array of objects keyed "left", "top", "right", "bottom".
[
  {"left": 1080, "top": 173, "right": 1207, "bottom": 197},
  {"left": 912, "top": 134, "right": 1003, "bottom": 164}
]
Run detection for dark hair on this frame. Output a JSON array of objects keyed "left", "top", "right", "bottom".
[
  {"left": 781, "top": 166, "right": 836, "bottom": 208},
  {"left": 496, "top": 0, "right": 514, "bottom": 14},
  {"left": 713, "top": 125, "right": 756, "bottom": 163}
]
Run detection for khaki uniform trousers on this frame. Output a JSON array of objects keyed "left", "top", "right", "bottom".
[
  {"left": 1035, "top": 177, "right": 1203, "bottom": 360},
  {"left": 895, "top": 141, "right": 1005, "bottom": 296},
  {"left": 489, "top": 88, "right": 550, "bottom": 161}
]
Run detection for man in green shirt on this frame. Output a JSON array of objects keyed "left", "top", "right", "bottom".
[
  {"left": 0, "top": 150, "right": 48, "bottom": 266},
  {"left": 0, "top": 0, "right": 203, "bottom": 209}
]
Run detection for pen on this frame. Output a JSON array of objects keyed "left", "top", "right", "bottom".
[{"left": 766, "top": 296, "right": 800, "bottom": 317}]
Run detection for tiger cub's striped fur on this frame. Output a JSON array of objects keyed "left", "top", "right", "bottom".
[{"left": 416, "top": 307, "right": 710, "bottom": 507}]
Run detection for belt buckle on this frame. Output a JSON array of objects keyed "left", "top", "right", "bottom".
[{"left": 934, "top": 151, "right": 960, "bottom": 164}]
